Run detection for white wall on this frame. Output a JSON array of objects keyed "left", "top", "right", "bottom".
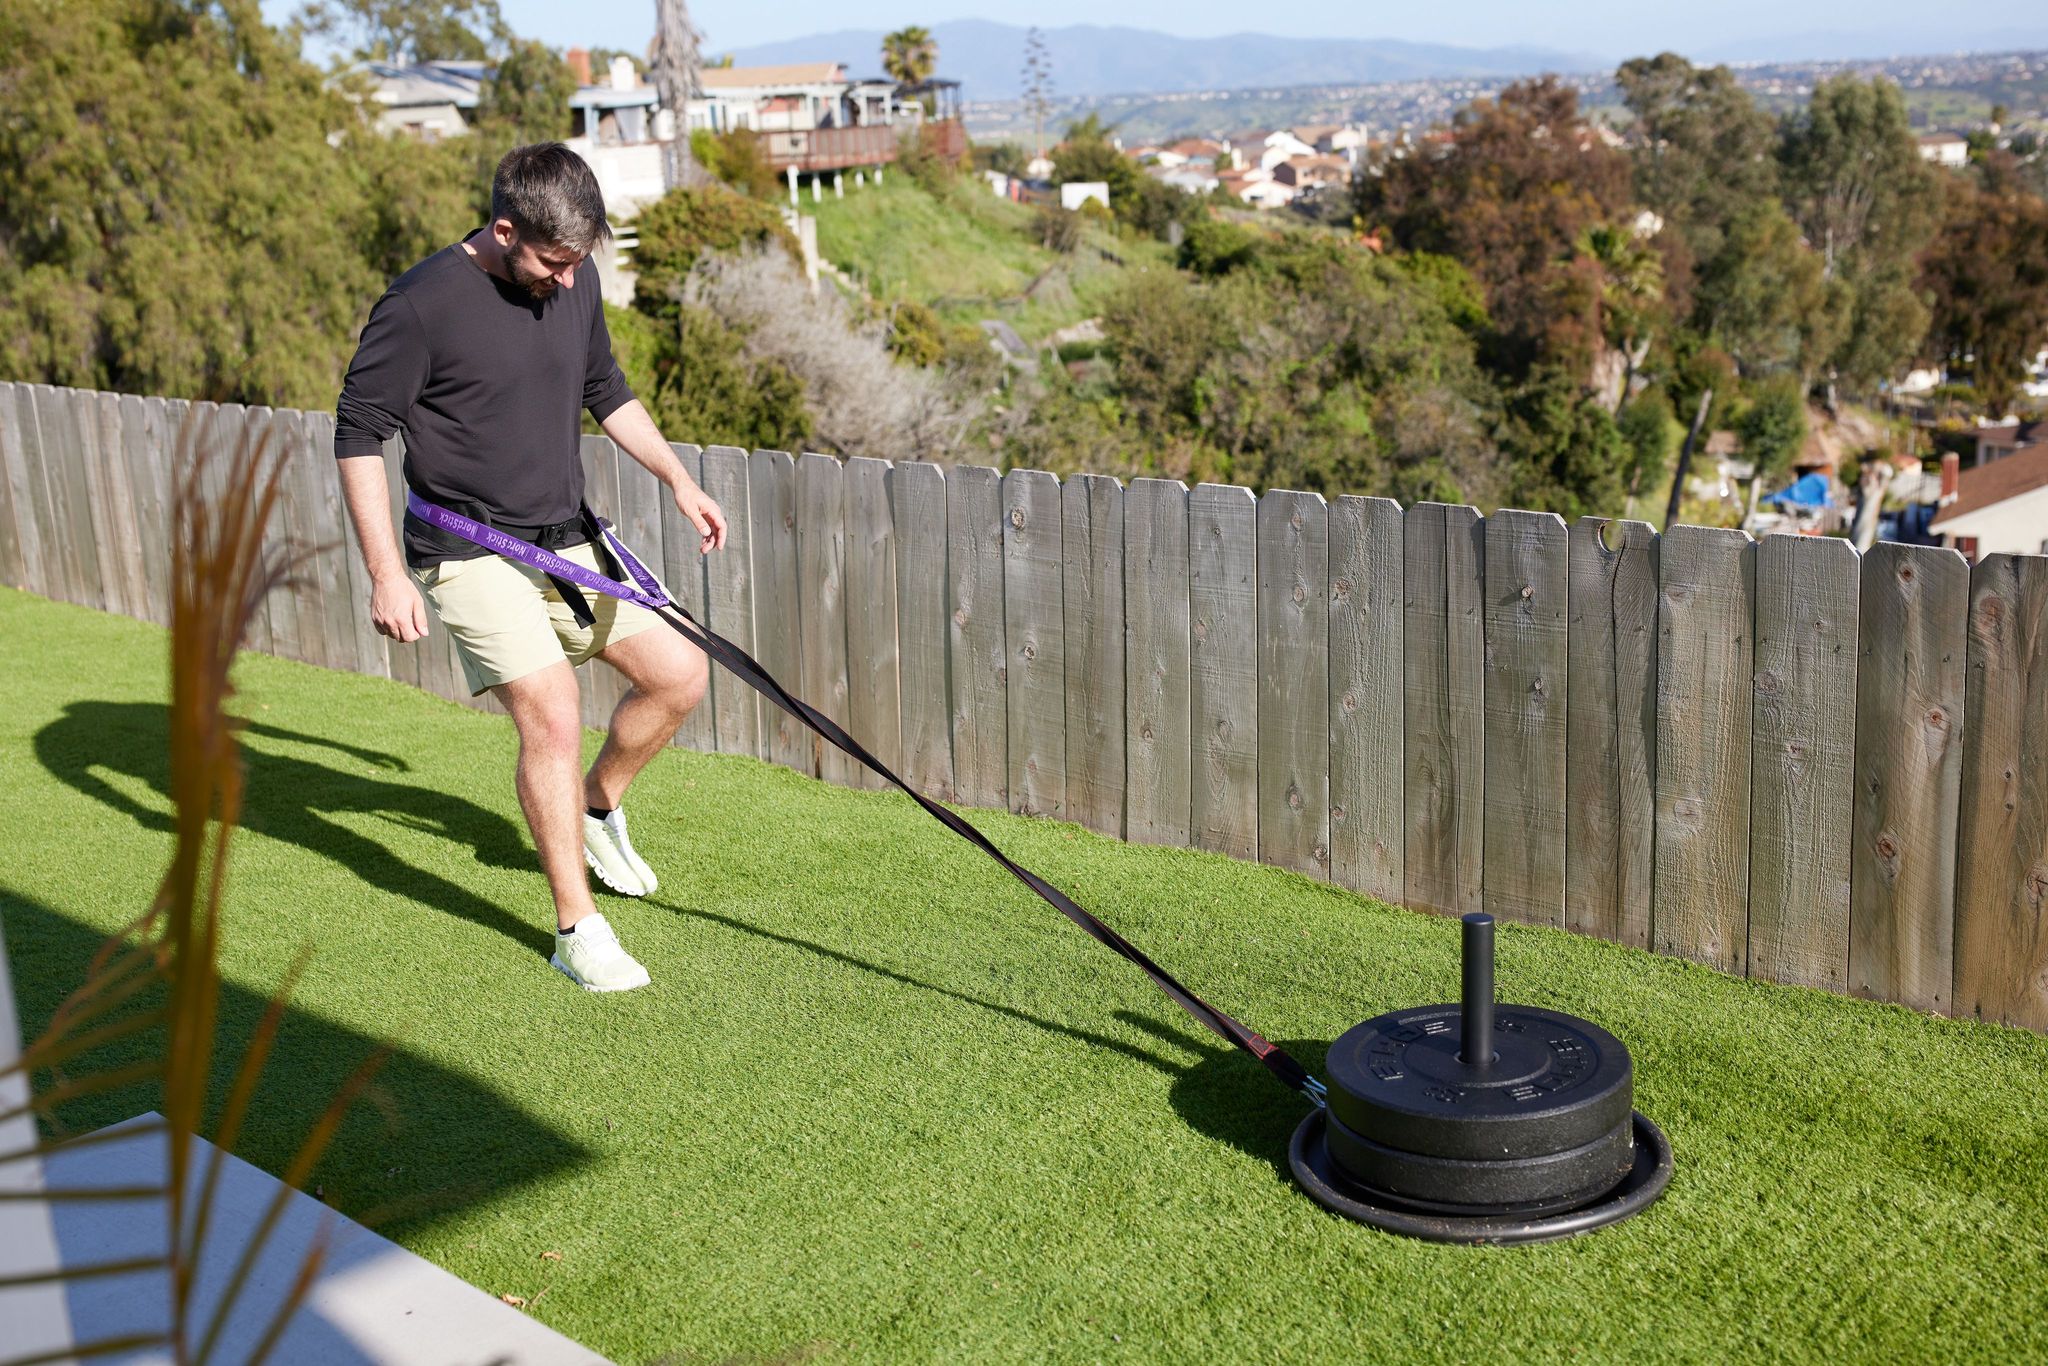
[{"left": 1937, "top": 484, "right": 2048, "bottom": 556}]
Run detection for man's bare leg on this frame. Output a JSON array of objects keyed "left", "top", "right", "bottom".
[
  {"left": 494, "top": 661, "right": 596, "bottom": 931},
  {"left": 583, "top": 623, "right": 710, "bottom": 812}
]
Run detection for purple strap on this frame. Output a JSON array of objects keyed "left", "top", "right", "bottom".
[{"left": 407, "top": 492, "right": 669, "bottom": 609}]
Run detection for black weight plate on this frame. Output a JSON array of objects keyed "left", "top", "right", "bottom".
[
  {"left": 1321, "top": 1106, "right": 1635, "bottom": 1211},
  {"left": 1324, "top": 1004, "right": 1633, "bottom": 1159},
  {"left": 1290, "top": 1107, "right": 1675, "bottom": 1245}
]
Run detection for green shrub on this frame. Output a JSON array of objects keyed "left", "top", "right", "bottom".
[
  {"left": 1177, "top": 217, "right": 1258, "bottom": 276},
  {"left": 628, "top": 184, "right": 800, "bottom": 312},
  {"left": 897, "top": 124, "right": 962, "bottom": 195},
  {"left": 691, "top": 128, "right": 782, "bottom": 200}
]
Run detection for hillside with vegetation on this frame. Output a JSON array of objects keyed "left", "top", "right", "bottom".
[{"left": 3, "top": 3, "right": 2044, "bottom": 529}]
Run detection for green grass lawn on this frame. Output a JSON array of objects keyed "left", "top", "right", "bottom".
[
  {"left": 5, "top": 584, "right": 2046, "bottom": 1363},
  {"left": 808, "top": 176, "right": 1170, "bottom": 343}
]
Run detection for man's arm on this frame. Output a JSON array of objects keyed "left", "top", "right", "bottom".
[
  {"left": 598, "top": 399, "right": 729, "bottom": 554},
  {"left": 339, "top": 455, "right": 430, "bottom": 641},
  {"left": 335, "top": 289, "right": 432, "bottom": 638}
]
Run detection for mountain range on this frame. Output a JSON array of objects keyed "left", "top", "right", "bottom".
[{"left": 717, "top": 20, "right": 1605, "bottom": 101}]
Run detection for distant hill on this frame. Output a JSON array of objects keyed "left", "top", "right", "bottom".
[{"left": 715, "top": 19, "right": 1604, "bottom": 101}]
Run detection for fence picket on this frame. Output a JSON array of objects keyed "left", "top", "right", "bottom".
[
  {"left": 1328, "top": 496, "right": 1404, "bottom": 903},
  {"left": 947, "top": 465, "right": 1007, "bottom": 808},
  {"left": 1063, "top": 473, "right": 1125, "bottom": 837},
  {"left": 31, "top": 387, "right": 100, "bottom": 607},
  {"left": 1125, "top": 479, "right": 1191, "bottom": 848},
  {"left": 1850, "top": 543, "right": 1969, "bottom": 1013},
  {"left": 701, "top": 445, "right": 759, "bottom": 757},
  {"left": 244, "top": 408, "right": 296, "bottom": 659},
  {"left": 845, "top": 456, "right": 902, "bottom": 788},
  {"left": 276, "top": 408, "right": 334, "bottom": 666},
  {"left": 1654, "top": 526, "right": 1755, "bottom": 974},
  {"left": 797, "top": 453, "right": 855, "bottom": 786},
  {"left": 570, "top": 435, "right": 623, "bottom": 725},
  {"left": 1748, "top": 535, "right": 1859, "bottom": 990},
  {"left": 1483, "top": 510, "right": 1569, "bottom": 927},
  {"left": 749, "top": 449, "right": 807, "bottom": 773},
  {"left": 1403, "top": 502, "right": 1484, "bottom": 917},
  {"left": 0, "top": 385, "right": 40, "bottom": 593},
  {"left": 1257, "top": 489, "right": 1330, "bottom": 878},
  {"left": 1565, "top": 518, "right": 1658, "bottom": 947},
  {"left": 88, "top": 393, "right": 142, "bottom": 620},
  {"left": 894, "top": 462, "right": 953, "bottom": 799},
  {"left": 615, "top": 438, "right": 669, "bottom": 726},
  {"left": 1953, "top": 554, "right": 2048, "bottom": 1030},
  {"left": 1004, "top": 469, "right": 1065, "bottom": 819},
  {"left": 1190, "top": 484, "right": 1258, "bottom": 861},
  {"left": 658, "top": 444, "right": 716, "bottom": 751},
  {"left": 119, "top": 395, "right": 173, "bottom": 627}
]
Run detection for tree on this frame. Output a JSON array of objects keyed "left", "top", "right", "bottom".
[
  {"left": 1052, "top": 113, "right": 1137, "bottom": 205},
  {"left": 1692, "top": 198, "right": 1833, "bottom": 378},
  {"left": 1021, "top": 28, "right": 1053, "bottom": 161},
  {"left": 1575, "top": 222, "right": 1666, "bottom": 411},
  {"left": 1778, "top": 75, "right": 1942, "bottom": 392},
  {"left": 0, "top": 0, "right": 469, "bottom": 408},
  {"left": 1919, "top": 172, "right": 2048, "bottom": 414},
  {"left": 1358, "top": 77, "right": 1634, "bottom": 373},
  {"left": 650, "top": 0, "right": 704, "bottom": 190},
  {"left": 1735, "top": 374, "right": 1809, "bottom": 480},
  {"left": 882, "top": 26, "right": 936, "bottom": 86},
  {"left": 1615, "top": 53, "right": 1778, "bottom": 274},
  {"left": 472, "top": 38, "right": 573, "bottom": 146},
  {"left": 294, "top": 0, "right": 504, "bottom": 63}
]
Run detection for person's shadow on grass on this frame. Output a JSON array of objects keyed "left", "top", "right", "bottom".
[{"left": 35, "top": 700, "right": 550, "bottom": 955}]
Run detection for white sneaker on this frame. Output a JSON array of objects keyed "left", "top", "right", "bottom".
[
  {"left": 583, "top": 807, "right": 658, "bottom": 896},
  {"left": 550, "top": 913, "right": 651, "bottom": 992}
]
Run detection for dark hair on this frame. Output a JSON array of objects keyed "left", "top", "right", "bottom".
[{"left": 490, "top": 143, "right": 613, "bottom": 255}]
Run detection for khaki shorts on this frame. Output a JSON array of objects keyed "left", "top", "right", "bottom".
[{"left": 414, "top": 542, "right": 662, "bottom": 696}]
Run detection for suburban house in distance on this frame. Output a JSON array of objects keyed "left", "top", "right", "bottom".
[
  {"left": 1917, "top": 131, "right": 1971, "bottom": 167},
  {"left": 1929, "top": 442, "right": 2048, "bottom": 559},
  {"left": 356, "top": 59, "right": 484, "bottom": 141}
]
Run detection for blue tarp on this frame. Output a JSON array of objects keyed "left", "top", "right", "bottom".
[{"left": 1763, "top": 472, "right": 1834, "bottom": 508}]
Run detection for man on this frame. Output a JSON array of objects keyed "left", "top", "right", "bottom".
[{"left": 334, "top": 143, "right": 726, "bottom": 994}]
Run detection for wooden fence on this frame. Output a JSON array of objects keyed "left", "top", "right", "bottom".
[{"left": 2, "top": 381, "right": 2044, "bottom": 1032}]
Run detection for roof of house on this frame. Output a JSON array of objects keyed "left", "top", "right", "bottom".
[
  {"left": 362, "top": 61, "right": 483, "bottom": 110},
  {"left": 1917, "top": 131, "right": 1969, "bottom": 145},
  {"left": 1976, "top": 419, "right": 2043, "bottom": 448},
  {"left": 1930, "top": 441, "right": 2048, "bottom": 530},
  {"left": 570, "top": 84, "right": 658, "bottom": 110},
  {"left": 1292, "top": 123, "right": 1342, "bottom": 143},
  {"left": 700, "top": 62, "right": 847, "bottom": 90},
  {"left": 1167, "top": 138, "right": 1224, "bottom": 156}
]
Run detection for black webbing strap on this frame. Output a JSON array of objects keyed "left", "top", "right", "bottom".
[
  {"left": 648, "top": 596, "right": 1321, "bottom": 1102},
  {"left": 405, "top": 492, "right": 1323, "bottom": 1103}
]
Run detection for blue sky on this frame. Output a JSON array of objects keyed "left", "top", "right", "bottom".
[{"left": 261, "top": 1, "right": 2042, "bottom": 64}]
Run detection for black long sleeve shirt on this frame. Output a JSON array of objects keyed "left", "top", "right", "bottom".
[{"left": 334, "top": 230, "right": 635, "bottom": 566}]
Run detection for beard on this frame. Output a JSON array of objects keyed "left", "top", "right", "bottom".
[{"left": 506, "top": 250, "right": 558, "bottom": 299}]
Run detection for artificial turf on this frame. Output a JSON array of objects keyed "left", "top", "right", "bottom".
[{"left": 4, "top": 584, "right": 2045, "bottom": 1364}]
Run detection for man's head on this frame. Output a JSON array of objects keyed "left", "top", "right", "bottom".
[{"left": 488, "top": 143, "right": 612, "bottom": 299}]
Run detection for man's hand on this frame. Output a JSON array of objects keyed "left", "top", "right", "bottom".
[
  {"left": 370, "top": 574, "right": 431, "bottom": 641},
  {"left": 673, "top": 480, "right": 728, "bottom": 554}
]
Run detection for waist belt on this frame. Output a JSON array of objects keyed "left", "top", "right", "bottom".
[{"left": 406, "top": 496, "right": 615, "bottom": 628}]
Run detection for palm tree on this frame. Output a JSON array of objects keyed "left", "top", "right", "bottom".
[
  {"left": 882, "top": 26, "right": 937, "bottom": 87},
  {"left": 651, "top": 0, "right": 705, "bottom": 190},
  {"left": 1577, "top": 222, "right": 1665, "bottom": 413}
]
